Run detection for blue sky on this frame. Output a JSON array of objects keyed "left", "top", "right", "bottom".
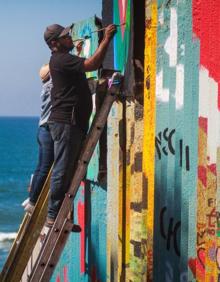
[{"left": 0, "top": 0, "right": 102, "bottom": 116}]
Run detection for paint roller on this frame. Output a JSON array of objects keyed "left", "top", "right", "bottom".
[{"left": 72, "top": 23, "right": 126, "bottom": 43}]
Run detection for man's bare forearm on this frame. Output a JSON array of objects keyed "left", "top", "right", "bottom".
[{"left": 83, "top": 24, "right": 116, "bottom": 72}]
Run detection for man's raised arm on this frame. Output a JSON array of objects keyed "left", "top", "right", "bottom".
[{"left": 84, "top": 24, "right": 116, "bottom": 72}]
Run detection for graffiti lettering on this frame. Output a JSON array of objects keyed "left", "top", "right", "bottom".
[
  {"left": 207, "top": 207, "right": 216, "bottom": 229},
  {"left": 165, "top": 261, "right": 188, "bottom": 281},
  {"left": 160, "top": 207, "right": 181, "bottom": 257},
  {"left": 155, "top": 128, "right": 190, "bottom": 170},
  {"left": 197, "top": 199, "right": 220, "bottom": 246},
  {"left": 155, "top": 128, "right": 175, "bottom": 158},
  {"left": 197, "top": 229, "right": 206, "bottom": 246},
  {"left": 197, "top": 228, "right": 218, "bottom": 245},
  {"left": 208, "top": 198, "right": 216, "bottom": 207}
]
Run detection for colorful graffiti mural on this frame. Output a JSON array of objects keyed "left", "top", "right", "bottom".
[
  {"left": 152, "top": 0, "right": 199, "bottom": 281},
  {"left": 144, "top": 0, "right": 220, "bottom": 281},
  {"left": 191, "top": 0, "right": 220, "bottom": 281},
  {"left": 51, "top": 1, "right": 220, "bottom": 281}
]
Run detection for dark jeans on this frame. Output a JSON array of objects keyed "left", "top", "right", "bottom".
[
  {"left": 48, "top": 122, "right": 84, "bottom": 220},
  {"left": 29, "top": 126, "right": 54, "bottom": 204}
]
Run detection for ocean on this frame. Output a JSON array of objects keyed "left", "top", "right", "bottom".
[{"left": 0, "top": 117, "right": 38, "bottom": 271}]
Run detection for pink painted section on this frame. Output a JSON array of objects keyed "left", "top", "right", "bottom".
[
  {"left": 63, "top": 266, "right": 69, "bottom": 282},
  {"left": 188, "top": 249, "right": 205, "bottom": 280},
  {"left": 208, "top": 163, "right": 217, "bottom": 176},
  {"left": 55, "top": 266, "right": 69, "bottom": 282},
  {"left": 193, "top": 0, "right": 220, "bottom": 110},
  {"left": 199, "top": 117, "right": 208, "bottom": 133},
  {"left": 118, "top": 0, "right": 127, "bottom": 38},
  {"left": 198, "top": 165, "right": 207, "bottom": 187},
  {"left": 197, "top": 163, "right": 216, "bottom": 188},
  {"left": 78, "top": 200, "right": 85, "bottom": 274},
  {"left": 56, "top": 276, "right": 61, "bottom": 282}
]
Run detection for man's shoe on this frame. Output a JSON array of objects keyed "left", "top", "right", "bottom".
[
  {"left": 45, "top": 217, "right": 55, "bottom": 228},
  {"left": 72, "top": 224, "right": 81, "bottom": 233},
  {"left": 40, "top": 225, "right": 51, "bottom": 247},
  {"left": 24, "top": 202, "right": 35, "bottom": 214},
  {"left": 21, "top": 198, "right": 30, "bottom": 207}
]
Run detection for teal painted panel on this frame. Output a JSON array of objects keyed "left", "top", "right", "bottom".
[
  {"left": 153, "top": 1, "right": 199, "bottom": 281},
  {"left": 51, "top": 181, "right": 107, "bottom": 282}
]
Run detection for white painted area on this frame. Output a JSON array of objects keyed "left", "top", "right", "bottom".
[
  {"left": 180, "top": 44, "right": 185, "bottom": 57},
  {"left": 207, "top": 74, "right": 219, "bottom": 163},
  {"left": 156, "top": 70, "right": 169, "bottom": 103},
  {"left": 158, "top": 10, "right": 164, "bottom": 25},
  {"left": 122, "top": 0, "right": 126, "bottom": 20},
  {"left": 158, "top": 8, "right": 184, "bottom": 110},
  {"left": 83, "top": 39, "right": 91, "bottom": 58},
  {"left": 164, "top": 7, "right": 177, "bottom": 67},
  {"left": 175, "top": 64, "right": 184, "bottom": 109},
  {"left": 199, "top": 67, "right": 220, "bottom": 163},
  {"left": 199, "top": 67, "right": 209, "bottom": 117}
]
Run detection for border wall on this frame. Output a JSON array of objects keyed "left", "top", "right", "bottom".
[{"left": 51, "top": 1, "right": 220, "bottom": 281}]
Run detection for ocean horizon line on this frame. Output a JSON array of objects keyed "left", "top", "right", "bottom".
[{"left": 0, "top": 115, "right": 38, "bottom": 118}]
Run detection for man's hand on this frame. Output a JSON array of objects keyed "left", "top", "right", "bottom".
[
  {"left": 75, "top": 40, "right": 84, "bottom": 56},
  {"left": 104, "top": 24, "right": 117, "bottom": 40}
]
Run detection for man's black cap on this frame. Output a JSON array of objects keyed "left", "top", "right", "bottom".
[{"left": 44, "top": 24, "right": 73, "bottom": 44}]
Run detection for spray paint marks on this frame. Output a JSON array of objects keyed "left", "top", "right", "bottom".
[
  {"left": 78, "top": 200, "right": 85, "bottom": 274},
  {"left": 160, "top": 207, "right": 181, "bottom": 257},
  {"left": 155, "top": 128, "right": 190, "bottom": 170},
  {"left": 54, "top": 266, "right": 69, "bottom": 282}
]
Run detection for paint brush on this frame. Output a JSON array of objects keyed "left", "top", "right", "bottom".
[
  {"left": 90, "top": 22, "right": 126, "bottom": 34},
  {"left": 72, "top": 23, "right": 126, "bottom": 43}
]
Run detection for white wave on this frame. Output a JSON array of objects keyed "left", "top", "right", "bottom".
[{"left": 0, "top": 232, "right": 17, "bottom": 242}]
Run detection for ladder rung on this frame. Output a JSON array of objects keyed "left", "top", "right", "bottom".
[{"left": 30, "top": 219, "right": 73, "bottom": 282}]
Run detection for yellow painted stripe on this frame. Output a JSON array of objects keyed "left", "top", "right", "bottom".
[{"left": 143, "top": 1, "right": 157, "bottom": 280}]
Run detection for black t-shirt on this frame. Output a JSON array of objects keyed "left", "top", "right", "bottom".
[{"left": 49, "top": 51, "right": 92, "bottom": 133}]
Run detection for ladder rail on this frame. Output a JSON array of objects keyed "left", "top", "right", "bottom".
[
  {"left": 0, "top": 167, "right": 52, "bottom": 282},
  {"left": 33, "top": 219, "right": 73, "bottom": 282},
  {"left": 0, "top": 213, "right": 30, "bottom": 281},
  {"left": 30, "top": 76, "right": 121, "bottom": 282}
]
